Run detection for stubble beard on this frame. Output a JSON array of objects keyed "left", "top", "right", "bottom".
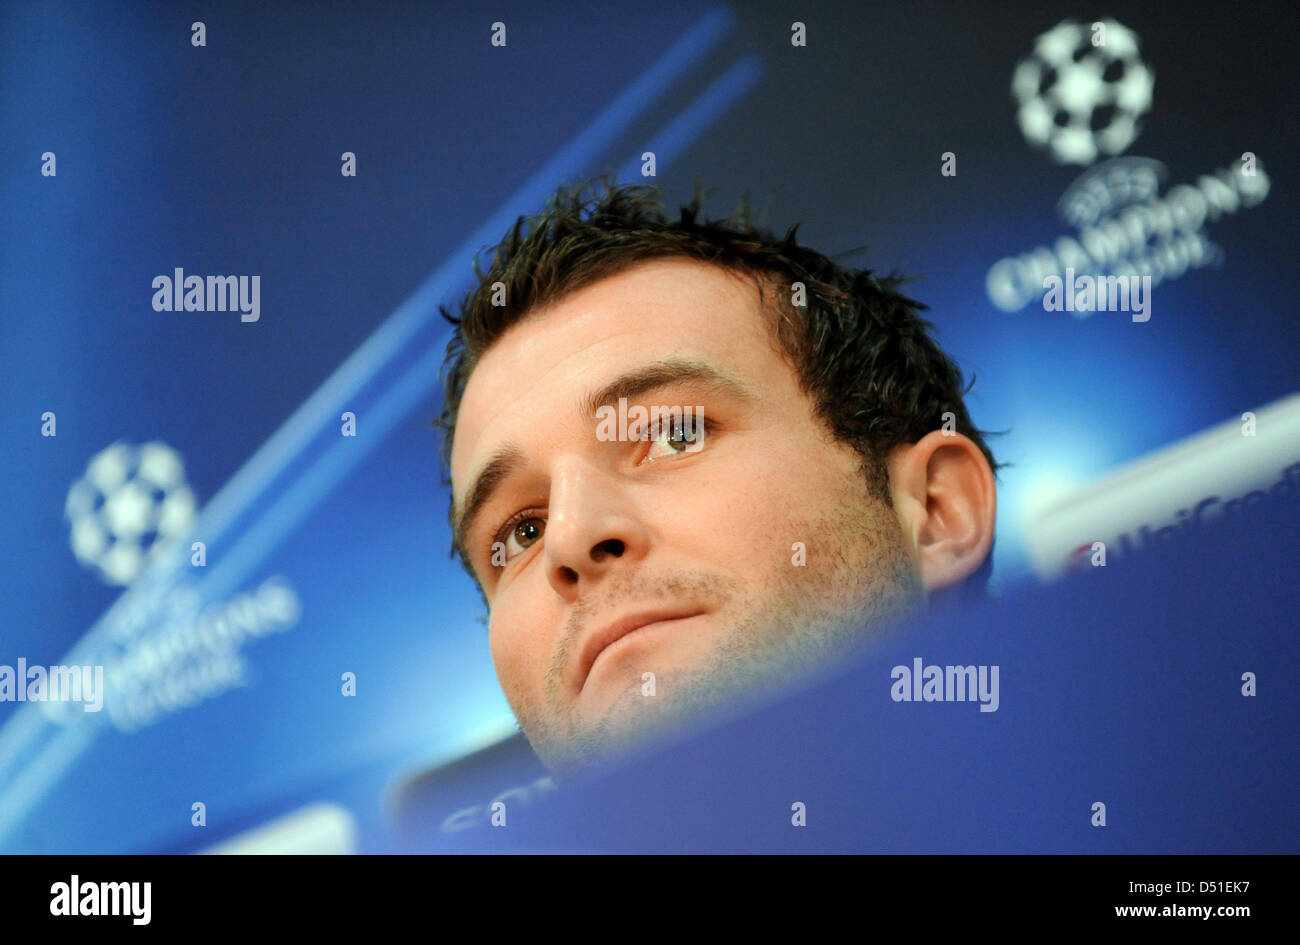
[{"left": 519, "top": 470, "right": 925, "bottom": 781}]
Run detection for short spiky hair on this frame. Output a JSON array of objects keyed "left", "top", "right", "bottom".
[{"left": 435, "top": 174, "right": 1000, "bottom": 591}]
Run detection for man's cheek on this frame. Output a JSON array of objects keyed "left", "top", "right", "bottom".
[
  {"left": 490, "top": 624, "right": 543, "bottom": 710},
  {"left": 673, "top": 486, "right": 756, "bottom": 553}
]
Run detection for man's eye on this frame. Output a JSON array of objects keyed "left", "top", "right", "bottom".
[
  {"left": 493, "top": 515, "right": 545, "bottom": 563},
  {"left": 645, "top": 414, "right": 708, "bottom": 462}
]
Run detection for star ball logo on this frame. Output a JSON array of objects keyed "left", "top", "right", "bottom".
[
  {"left": 1011, "top": 18, "right": 1155, "bottom": 166},
  {"left": 64, "top": 441, "right": 197, "bottom": 586},
  {"left": 987, "top": 18, "right": 1269, "bottom": 315}
]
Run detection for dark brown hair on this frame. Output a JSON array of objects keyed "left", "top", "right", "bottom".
[{"left": 435, "top": 174, "right": 1000, "bottom": 591}]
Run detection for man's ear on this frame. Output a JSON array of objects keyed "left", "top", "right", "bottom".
[{"left": 886, "top": 430, "right": 996, "bottom": 592}]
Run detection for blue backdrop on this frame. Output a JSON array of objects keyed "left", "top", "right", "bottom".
[{"left": 1, "top": 0, "right": 1295, "bottom": 852}]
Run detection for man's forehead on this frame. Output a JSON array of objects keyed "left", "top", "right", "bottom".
[{"left": 449, "top": 258, "right": 761, "bottom": 490}]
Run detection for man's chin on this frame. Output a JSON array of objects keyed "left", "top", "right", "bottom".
[
  {"left": 524, "top": 557, "right": 925, "bottom": 779},
  {"left": 524, "top": 647, "right": 818, "bottom": 781},
  {"left": 526, "top": 679, "right": 705, "bottom": 781}
]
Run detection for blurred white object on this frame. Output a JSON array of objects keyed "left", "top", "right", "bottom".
[
  {"left": 1026, "top": 393, "right": 1300, "bottom": 578},
  {"left": 202, "top": 802, "right": 358, "bottom": 855}
]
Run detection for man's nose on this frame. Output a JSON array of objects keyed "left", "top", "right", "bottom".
[{"left": 543, "top": 457, "right": 651, "bottom": 599}]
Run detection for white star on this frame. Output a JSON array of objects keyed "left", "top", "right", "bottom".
[
  {"left": 1054, "top": 58, "right": 1107, "bottom": 113},
  {"left": 102, "top": 481, "right": 154, "bottom": 538},
  {"left": 87, "top": 443, "right": 130, "bottom": 492},
  {"left": 1102, "top": 20, "right": 1140, "bottom": 58},
  {"left": 1053, "top": 127, "right": 1098, "bottom": 165},
  {"left": 1115, "top": 62, "right": 1155, "bottom": 112},
  {"left": 138, "top": 442, "right": 184, "bottom": 490},
  {"left": 1036, "top": 21, "right": 1083, "bottom": 65}
]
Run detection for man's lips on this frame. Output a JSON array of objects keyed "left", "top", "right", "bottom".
[{"left": 577, "top": 609, "right": 706, "bottom": 690}]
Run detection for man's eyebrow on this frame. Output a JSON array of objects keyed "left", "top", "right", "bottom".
[
  {"left": 452, "top": 358, "right": 754, "bottom": 567},
  {"left": 582, "top": 357, "right": 755, "bottom": 418},
  {"left": 452, "top": 444, "right": 524, "bottom": 566}
]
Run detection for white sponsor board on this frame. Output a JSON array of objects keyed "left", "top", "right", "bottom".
[{"left": 1027, "top": 393, "right": 1300, "bottom": 578}]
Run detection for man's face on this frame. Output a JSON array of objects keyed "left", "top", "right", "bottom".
[{"left": 450, "top": 257, "right": 923, "bottom": 776}]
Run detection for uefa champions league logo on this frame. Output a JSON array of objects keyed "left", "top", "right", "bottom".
[
  {"left": 64, "top": 441, "right": 197, "bottom": 586},
  {"left": 1011, "top": 18, "right": 1155, "bottom": 166},
  {"left": 988, "top": 17, "right": 1267, "bottom": 313},
  {"left": 59, "top": 441, "right": 303, "bottom": 732}
]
